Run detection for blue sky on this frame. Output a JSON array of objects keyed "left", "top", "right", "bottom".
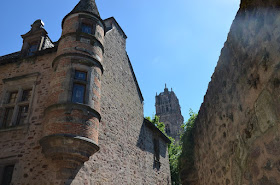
[{"left": 0, "top": 0, "right": 240, "bottom": 120}]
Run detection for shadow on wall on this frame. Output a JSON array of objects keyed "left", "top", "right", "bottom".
[
  {"left": 55, "top": 165, "right": 83, "bottom": 185},
  {"left": 136, "top": 120, "right": 167, "bottom": 159}
]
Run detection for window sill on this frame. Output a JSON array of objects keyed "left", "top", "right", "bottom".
[
  {"left": 0, "top": 124, "right": 26, "bottom": 133},
  {"left": 154, "top": 159, "right": 161, "bottom": 164}
]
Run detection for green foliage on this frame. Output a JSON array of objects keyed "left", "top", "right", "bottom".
[
  {"left": 146, "top": 115, "right": 166, "bottom": 133},
  {"left": 181, "top": 109, "right": 197, "bottom": 132},
  {"left": 145, "top": 112, "right": 197, "bottom": 185},
  {"left": 168, "top": 141, "right": 181, "bottom": 185},
  {"left": 179, "top": 110, "right": 198, "bottom": 182}
]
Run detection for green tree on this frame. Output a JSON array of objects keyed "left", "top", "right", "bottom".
[
  {"left": 146, "top": 115, "right": 165, "bottom": 133},
  {"left": 168, "top": 140, "right": 181, "bottom": 185}
]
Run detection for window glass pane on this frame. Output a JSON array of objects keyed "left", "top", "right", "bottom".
[
  {"left": 3, "top": 108, "right": 14, "bottom": 128},
  {"left": 75, "top": 71, "right": 87, "bottom": 81},
  {"left": 8, "top": 92, "right": 18, "bottom": 104},
  {"left": 2, "top": 165, "right": 14, "bottom": 185},
  {"left": 72, "top": 84, "right": 85, "bottom": 104},
  {"left": 21, "top": 89, "right": 32, "bottom": 102},
  {"left": 28, "top": 45, "right": 38, "bottom": 56},
  {"left": 16, "top": 105, "right": 29, "bottom": 125},
  {"left": 81, "top": 24, "right": 92, "bottom": 34}
]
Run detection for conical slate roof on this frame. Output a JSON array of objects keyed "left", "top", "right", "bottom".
[{"left": 70, "top": 0, "right": 100, "bottom": 17}]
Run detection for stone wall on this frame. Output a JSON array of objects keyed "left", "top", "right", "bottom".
[
  {"left": 0, "top": 52, "right": 59, "bottom": 184},
  {"left": 181, "top": 1, "right": 280, "bottom": 185},
  {"left": 0, "top": 18, "right": 171, "bottom": 184},
  {"left": 68, "top": 20, "right": 170, "bottom": 185}
]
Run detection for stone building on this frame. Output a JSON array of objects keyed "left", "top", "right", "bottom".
[
  {"left": 155, "top": 85, "right": 184, "bottom": 141},
  {"left": 0, "top": 0, "right": 171, "bottom": 184},
  {"left": 180, "top": 0, "right": 280, "bottom": 184}
]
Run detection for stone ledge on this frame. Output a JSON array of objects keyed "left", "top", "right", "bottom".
[
  {"left": 3, "top": 72, "right": 40, "bottom": 83},
  {"left": 59, "top": 32, "right": 104, "bottom": 53},
  {"left": 0, "top": 124, "right": 26, "bottom": 133},
  {"left": 62, "top": 12, "right": 106, "bottom": 35},
  {"left": 44, "top": 102, "right": 101, "bottom": 121},
  {"left": 52, "top": 52, "right": 104, "bottom": 74}
]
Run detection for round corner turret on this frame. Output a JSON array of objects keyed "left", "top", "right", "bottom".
[{"left": 40, "top": 0, "right": 105, "bottom": 171}]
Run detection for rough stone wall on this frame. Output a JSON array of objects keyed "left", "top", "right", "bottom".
[
  {"left": 0, "top": 19, "right": 171, "bottom": 184},
  {"left": 182, "top": 1, "right": 280, "bottom": 185},
  {"left": 70, "top": 21, "right": 171, "bottom": 185},
  {"left": 0, "top": 53, "right": 61, "bottom": 184}
]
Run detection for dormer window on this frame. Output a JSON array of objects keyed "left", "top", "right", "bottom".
[
  {"left": 27, "top": 44, "right": 38, "bottom": 56},
  {"left": 21, "top": 20, "right": 54, "bottom": 57}
]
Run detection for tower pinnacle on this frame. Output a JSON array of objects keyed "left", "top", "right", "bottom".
[{"left": 164, "top": 83, "right": 168, "bottom": 92}]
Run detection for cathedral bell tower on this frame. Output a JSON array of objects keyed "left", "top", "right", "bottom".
[{"left": 40, "top": 0, "right": 105, "bottom": 173}]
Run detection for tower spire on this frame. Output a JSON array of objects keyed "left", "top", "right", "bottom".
[
  {"left": 70, "top": 0, "right": 100, "bottom": 17},
  {"left": 62, "top": 0, "right": 102, "bottom": 28}
]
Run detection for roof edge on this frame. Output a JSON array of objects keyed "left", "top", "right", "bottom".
[
  {"left": 103, "top": 17, "right": 127, "bottom": 39},
  {"left": 61, "top": 11, "right": 106, "bottom": 31},
  {"left": 144, "top": 118, "right": 171, "bottom": 144},
  {"left": 126, "top": 53, "right": 144, "bottom": 102}
]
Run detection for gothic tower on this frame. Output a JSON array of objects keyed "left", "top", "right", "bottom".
[
  {"left": 155, "top": 84, "right": 184, "bottom": 141},
  {"left": 40, "top": 0, "right": 104, "bottom": 175}
]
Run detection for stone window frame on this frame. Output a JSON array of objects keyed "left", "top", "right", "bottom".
[
  {"left": 0, "top": 164, "right": 15, "bottom": 185},
  {"left": 79, "top": 18, "right": 97, "bottom": 36},
  {"left": 0, "top": 157, "right": 18, "bottom": 185},
  {"left": 22, "top": 39, "right": 41, "bottom": 57},
  {"left": 77, "top": 17, "right": 98, "bottom": 46},
  {"left": 27, "top": 43, "right": 39, "bottom": 56},
  {"left": 0, "top": 73, "right": 39, "bottom": 130},
  {"left": 153, "top": 137, "right": 160, "bottom": 164},
  {"left": 71, "top": 70, "right": 88, "bottom": 104},
  {"left": 69, "top": 66, "right": 93, "bottom": 106}
]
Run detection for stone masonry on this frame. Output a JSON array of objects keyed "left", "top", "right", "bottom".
[
  {"left": 156, "top": 85, "right": 184, "bottom": 141},
  {"left": 0, "top": 0, "right": 171, "bottom": 184},
  {"left": 181, "top": 0, "right": 280, "bottom": 184}
]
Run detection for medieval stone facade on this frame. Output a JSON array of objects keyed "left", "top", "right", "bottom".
[
  {"left": 156, "top": 85, "right": 184, "bottom": 141},
  {"left": 181, "top": 0, "right": 280, "bottom": 184},
  {"left": 0, "top": 0, "right": 171, "bottom": 184}
]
